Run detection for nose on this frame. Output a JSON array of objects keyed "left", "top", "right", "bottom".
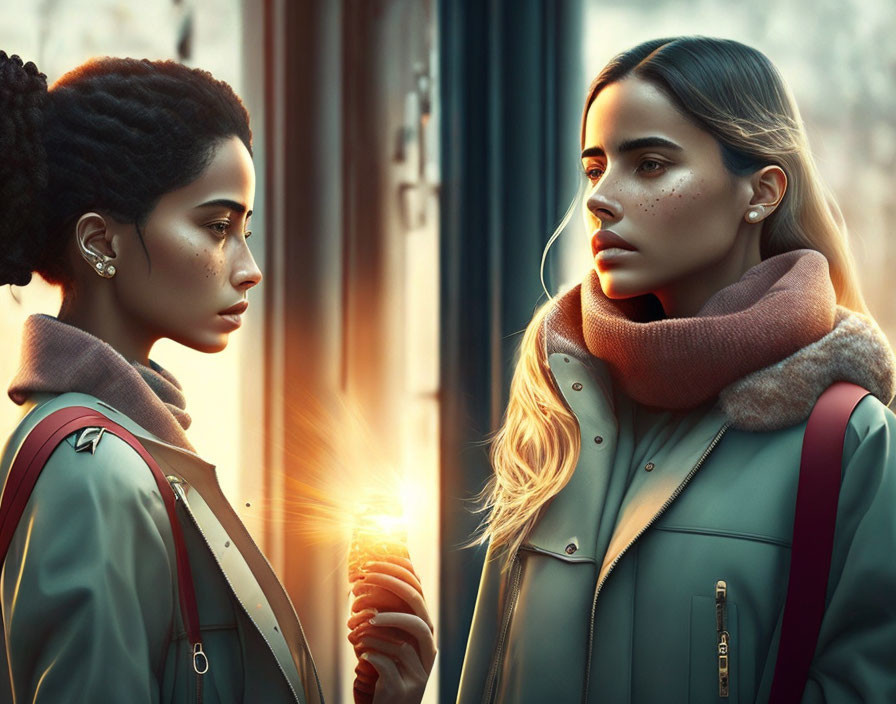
[
  {"left": 233, "top": 238, "right": 263, "bottom": 290},
  {"left": 585, "top": 183, "right": 622, "bottom": 224}
]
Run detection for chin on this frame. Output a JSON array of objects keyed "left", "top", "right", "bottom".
[
  {"left": 174, "top": 332, "right": 230, "bottom": 354},
  {"left": 595, "top": 271, "right": 651, "bottom": 300}
]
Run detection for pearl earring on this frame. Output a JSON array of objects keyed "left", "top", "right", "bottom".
[
  {"left": 94, "top": 258, "right": 117, "bottom": 278},
  {"left": 747, "top": 210, "right": 761, "bottom": 222}
]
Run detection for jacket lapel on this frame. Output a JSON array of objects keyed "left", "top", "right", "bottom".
[
  {"left": 111, "top": 411, "right": 322, "bottom": 704},
  {"left": 537, "top": 357, "right": 729, "bottom": 586},
  {"left": 596, "top": 406, "right": 729, "bottom": 584},
  {"left": 525, "top": 353, "right": 620, "bottom": 563}
]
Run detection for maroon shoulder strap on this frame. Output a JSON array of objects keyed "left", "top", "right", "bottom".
[
  {"left": 0, "top": 406, "right": 207, "bottom": 674},
  {"left": 768, "top": 381, "right": 870, "bottom": 703}
]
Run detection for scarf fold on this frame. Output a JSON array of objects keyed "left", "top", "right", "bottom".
[
  {"left": 8, "top": 314, "right": 195, "bottom": 452},
  {"left": 549, "top": 249, "right": 839, "bottom": 411}
]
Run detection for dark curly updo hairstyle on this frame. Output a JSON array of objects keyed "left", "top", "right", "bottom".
[{"left": 0, "top": 50, "right": 252, "bottom": 288}]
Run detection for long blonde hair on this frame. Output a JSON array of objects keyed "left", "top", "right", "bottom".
[{"left": 475, "top": 36, "right": 871, "bottom": 560}]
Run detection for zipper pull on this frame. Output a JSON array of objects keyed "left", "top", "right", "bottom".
[
  {"left": 715, "top": 580, "right": 726, "bottom": 632},
  {"left": 715, "top": 580, "right": 730, "bottom": 698},
  {"left": 166, "top": 475, "right": 188, "bottom": 503}
]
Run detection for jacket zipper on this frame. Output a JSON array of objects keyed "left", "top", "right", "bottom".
[
  {"left": 481, "top": 553, "right": 524, "bottom": 704},
  {"left": 195, "top": 657, "right": 204, "bottom": 704},
  {"left": 169, "top": 478, "right": 315, "bottom": 704},
  {"left": 581, "top": 421, "right": 731, "bottom": 704},
  {"left": 716, "top": 580, "right": 730, "bottom": 697}
]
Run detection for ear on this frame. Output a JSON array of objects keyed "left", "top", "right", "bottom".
[
  {"left": 74, "top": 212, "right": 117, "bottom": 260},
  {"left": 748, "top": 165, "right": 787, "bottom": 214}
]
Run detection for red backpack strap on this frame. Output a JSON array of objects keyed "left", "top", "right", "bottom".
[
  {"left": 0, "top": 405, "right": 207, "bottom": 675},
  {"left": 768, "top": 381, "right": 870, "bottom": 703}
]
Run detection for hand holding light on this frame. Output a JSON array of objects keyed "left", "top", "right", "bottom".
[{"left": 347, "top": 497, "right": 436, "bottom": 703}]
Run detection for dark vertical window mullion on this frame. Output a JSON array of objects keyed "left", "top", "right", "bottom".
[
  {"left": 488, "top": 0, "right": 504, "bottom": 432},
  {"left": 438, "top": 0, "right": 584, "bottom": 700}
]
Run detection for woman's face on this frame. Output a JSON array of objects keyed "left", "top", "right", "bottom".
[
  {"left": 581, "top": 76, "right": 760, "bottom": 317},
  {"left": 112, "top": 135, "right": 261, "bottom": 353}
]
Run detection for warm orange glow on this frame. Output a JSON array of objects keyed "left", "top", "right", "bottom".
[{"left": 348, "top": 493, "right": 410, "bottom": 578}]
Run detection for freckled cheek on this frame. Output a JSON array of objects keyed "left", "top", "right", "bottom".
[
  {"left": 150, "top": 235, "right": 227, "bottom": 287},
  {"left": 629, "top": 175, "right": 707, "bottom": 221},
  {"left": 190, "top": 248, "right": 228, "bottom": 281}
]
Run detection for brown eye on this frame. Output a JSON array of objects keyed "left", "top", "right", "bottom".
[
  {"left": 639, "top": 159, "right": 664, "bottom": 174},
  {"left": 209, "top": 221, "right": 231, "bottom": 237},
  {"left": 584, "top": 166, "right": 604, "bottom": 182}
]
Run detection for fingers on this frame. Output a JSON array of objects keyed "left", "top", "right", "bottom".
[
  {"left": 351, "top": 589, "right": 410, "bottom": 616},
  {"left": 352, "top": 573, "right": 433, "bottom": 630},
  {"left": 349, "top": 624, "right": 406, "bottom": 647},
  {"left": 360, "top": 651, "right": 401, "bottom": 685},
  {"left": 350, "top": 553, "right": 418, "bottom": 580},
  {"left": 347, "top": 608, "right": 378, "bottom": 630},
  {"left": 370, "top": 612, "right": 437, "bottom": 670},
  {"left": 357, "top": 560, "right": 423, "bottom": 595},
  {"left": 356, "top": 635, "right": 427, "bottom": 682},
  {"left": 367, "top": 554, "right": 418, "bottom": 577}
]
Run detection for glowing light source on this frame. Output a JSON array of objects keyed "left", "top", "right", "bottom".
[{"left": 348, "top": 492, "right": 410, "bottom": 578}]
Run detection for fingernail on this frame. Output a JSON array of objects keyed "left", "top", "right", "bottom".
[
  {"left": 368, "top": 615, "right": 378, "bottom": 624},
  {"left": 360, "top": 652, "right": 369, "bottom": 660}
]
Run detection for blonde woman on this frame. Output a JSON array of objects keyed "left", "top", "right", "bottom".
[{"left": 457, "top": 36, "right": 896, "bottom": 703}]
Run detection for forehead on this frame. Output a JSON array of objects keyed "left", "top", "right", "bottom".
[
  {"left": 162, "top": 135, "right": 256, "bottom": 207},
  {"left": 583, "top": 76, "right": 712, "bottom": 154}
]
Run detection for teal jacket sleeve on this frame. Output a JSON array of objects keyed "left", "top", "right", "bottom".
[
  {"left": 455, "top": 544, "right": 510, "bottom": 704},
  {"left": 800, "top": 395, "right": 896, "bottom": 702},
  {"left": 1, "top": 430, "right": 177, "bottom": 702}
]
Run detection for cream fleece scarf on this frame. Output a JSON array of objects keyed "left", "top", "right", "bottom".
[
  {"left": 545, "top": 248, "right": 896, "bottom": 431},
  {"left": 8, "top": 313, "right": 195, "bottom": 451}
]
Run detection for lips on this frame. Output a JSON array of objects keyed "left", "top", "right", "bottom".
[
  {"left": 591, "top": 230, "right": 637, "bottom": 257},
  {"left": 219, "top": 300, "right": 249, "bottom": 316}
]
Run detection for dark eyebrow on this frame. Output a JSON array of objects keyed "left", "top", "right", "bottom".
[
  {"left": 194, "top": 198, "right": 252, "bottom": 219},
  {"left": 581, "top": 136, "right": 683, "bottom": 159}
]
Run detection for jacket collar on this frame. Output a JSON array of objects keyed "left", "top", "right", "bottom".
[
  {"left": 718, "top": 305, "right": 896, "bottom": 430},
  {"left": 9, "top": 314, "right": 196, "bottom": 452}
]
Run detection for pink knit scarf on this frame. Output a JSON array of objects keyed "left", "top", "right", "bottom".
[
  {"left": 552, "top": 248, "right": 837, "bottom": 411},
  {"left": 8, "top": 314, "right": 195, "bottom": 451}
]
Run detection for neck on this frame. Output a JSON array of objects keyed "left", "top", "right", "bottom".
[
  {"left": 653, "top": 231, "right": 763, "bottom": 318},
  {"left": 58, "top": 293, "right": 156, "bottom": 366}
]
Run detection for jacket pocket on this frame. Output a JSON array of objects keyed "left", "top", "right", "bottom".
[{"left": 690, "top": 581, "right": 739, "bottom": 702}]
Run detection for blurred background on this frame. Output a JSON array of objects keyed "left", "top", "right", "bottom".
[{"left": 0, "top": 1, "right": 893, "bottom": 702}]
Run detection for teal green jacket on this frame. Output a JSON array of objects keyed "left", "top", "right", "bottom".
[
  {"left": 0, "top": 392, "right": 324, "bottom": 704},
  {"left": 457, "top": 307, "right": 896, "bottom": 703}
]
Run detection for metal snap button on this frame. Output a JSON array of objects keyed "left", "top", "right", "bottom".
[
  {"left": 572, "top": 382, "right": 583, "bottom": 391},
  {"left": 565, "top": 543, "right": 577, "bottom": 555},
  {"left": 594, "top": 436, "right": 603, "bottom": 444},
  {"left": 645, "top": 462, "right": 655, "bottom": 472}
]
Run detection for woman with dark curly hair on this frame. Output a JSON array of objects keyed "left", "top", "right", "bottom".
[{"left": 0, "top": 51, "right": 435, "bottom": 703}]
